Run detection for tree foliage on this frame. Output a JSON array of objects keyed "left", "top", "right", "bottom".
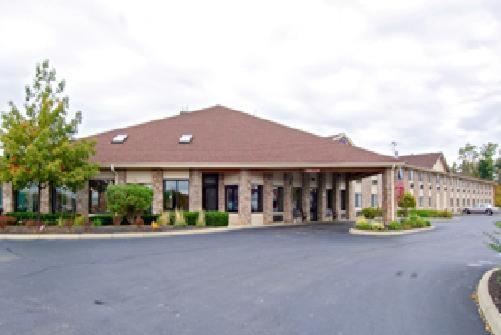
[
  {"left": 0, "top": 60, "right": 98, "bottom": 213},
  {"left": 397, "top": 192, "right": 416, "bottom": 217},
  {"left": 106, "top": 184, "right": 153, "bottom": 223},
  {"left": 453, "top": 142, "right": 499, "bottom": 181}
]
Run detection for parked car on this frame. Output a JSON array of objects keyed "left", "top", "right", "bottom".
[{"left": 462, "top": 203, "right": 498, "bottom": 215}]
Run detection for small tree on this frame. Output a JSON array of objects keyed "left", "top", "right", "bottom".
[
  {"left": 106, "top": 184, "right": 153, "bottom": 224},
  {"left": 0, "top": 60, "right": 98, "bottom": 218},
  {"left": 398, "top": 192, "right": 416, "bottom": 217}
]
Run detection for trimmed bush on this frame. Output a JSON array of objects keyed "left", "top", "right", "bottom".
[
  {"left": 205, "top": 211, "right": 229, "bottom": 226},
  {"left": 398, "top": 209, "right": 452, "bottom": 218},
  {"left": 184, "top": 211, "right": 199, "bottom": 226},
  {"left": 360, "top": 208, "right": 382, "bottom": 219},
  {"left": 388, "top": 221, "right": 402, "bottom": 230}
]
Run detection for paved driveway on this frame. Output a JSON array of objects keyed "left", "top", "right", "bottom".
[{"left": 0, "top": 215, "right": 499, "bottom": 335}]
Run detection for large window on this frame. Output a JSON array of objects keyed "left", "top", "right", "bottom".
[
  {"left": 371, "top": 194, "right": 378, "bottom": 208},
  {"left": 340, "top": 190, "right": 346, "bottom": 210},
  {"left": 89, "top": 180, "right": 114, "bottom": 214},
  {"left": 52, "top": 187, "right": 76, "bottom": 213},
  {"left": 251, "top": 184, "right": 263, "bottom": 213},
  {"left": 164, "top": 180, "right": 189, "bottom": 211},
  {"left": 355, "top": 192, "right": 362, "bottom": 208},
  {"left": 292, "top": 187, "right": 302, "bottom": 211},
  {"left": 326, "top": 189, "right": 333, "bottom": 210},
  {"left": 408, "top": 169, "right": 414, "bottom": 180},
  {"left": 203, "top": 174, "right": 219, "bottom": 211},
  {"left": 225, "top": 185, "right": 238, "bottom": 212},
  {"left": 273, "top": 186, "right": 284, "bottom": 212},
  {"left": 397, "top": 168, "right": 404, "bottom": 180},
  {"left": 15, "top": 184, "right": 39, "bottom": 212}
]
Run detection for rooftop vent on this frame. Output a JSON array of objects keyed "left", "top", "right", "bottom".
[
  {"left": 111, "top": 134, "right": 128, "bottom": 144},
  {"left": 179, "top": 134, "right": 193, "bottom": 144}
]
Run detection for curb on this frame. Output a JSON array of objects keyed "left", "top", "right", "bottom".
[
  {"left": 478, "top": 268, "right": 501, "bottom": 335},
  {"left": 0, "top": 222, "right": 336, "bottom": 240},
  {"left": 349, "top": 226, "right": 436, "bottom": 236}
]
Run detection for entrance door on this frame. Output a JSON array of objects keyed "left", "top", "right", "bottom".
[
  {"left": 310, "top": 188, "right": 318, "bottom": 221},
  {"left": 202, "top": 174, "right": 219, "bottom": 211}
]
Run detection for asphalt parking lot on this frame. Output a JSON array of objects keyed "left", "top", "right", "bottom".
[{"left": 0, "top": 215, "right": 499, "bottom": 335}]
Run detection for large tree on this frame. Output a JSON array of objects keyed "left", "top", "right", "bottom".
[
  {"left": 478, "top": 142, "right": 498, "bottom": 181},
  {"left": 0, "top": 60, "right": 98, "bottom": 216},
  {"left": 457, "top": 143, "right": 479, "bottom": 177}
]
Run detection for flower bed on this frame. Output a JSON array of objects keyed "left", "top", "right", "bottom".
[{"left": 354, "top": 215, "right": 431, "bottom": 232}]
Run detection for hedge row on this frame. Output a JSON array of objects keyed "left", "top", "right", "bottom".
[
  {"left": 205, "top": 211, "right": 229, "bottom": 226},
  {"left": 397, "top": 209, "right": 452, "bottom": 218}
]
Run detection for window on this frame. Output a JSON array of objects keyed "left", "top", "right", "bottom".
[
  {"left": 371, "top": 178, "right": 378, "bottom": 185},
  {"left": 428, "top": 197, "right": 432, "bottom": 207},
  {"left": 164, "top": 180, "right": 189, "bottom": 211},
  {"left": 450, "top": 198, "right": 454, "bottom": 207},
  {"left": 326, "top": 189, "right": 333, "bottom": 210},
  {"left": 52, "top": 187, "right": 76, "bottom": 213},
  {"left": 111, "top": 134, "right": 128, "bottom": 144},
  {"left": 371, "top": 194, "right": 378, "bottom": 208},
  {"left": 251, "top": 184, "right": 263, "bottom": 213},
  {"left": 418, "top": 172, "right": 423, "bottom": 181},
  {"left": 225, "top": 185, "right": 238, "bottom": 212},
  {"left": 292, "top": 187, "right": 302, "bottom": 211},
  {"left": 202, "top": 174, "right": 219, "bottom": 211},
  {"left": 419, "top": 196, "right": 424, "bottom": 207},
  {"left": 89, "top": 180, "right": 114, "bottom": 214},
  {"left": 457, "top": 198, "right": 460, "bottom": 207},
  {"left": 397, "top": 168, "right": 404, "bottom": 180},
  {"left": 355, "top": 192, "right": 362, "bottom": 208},
  {"left": 408, "top": 169, "right": 414, "bottom": 180},
  {"left": 420, "top": 184, "right": 424, "bottom": 190},
  {"left": 15, "top": 184, "right": 40, "bottom": 212},
  {"left": 340, "top": 190, "right": 346, "bottom": 210},
  {"left": 410, "top": 182, "right": 414, "bottom": 189},
  {"left": 273, "top": 186, "right": 284, "bottom": 212},
  {"left": 436, "top": 174, "right": 440, "bottom": 183},
  {"left": 179, "top": 134, "right": 193, "bottom": 144}
]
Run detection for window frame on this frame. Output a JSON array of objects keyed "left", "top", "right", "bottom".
[{"left": 225, "top": 185, "right": 239, "bottom": 213}]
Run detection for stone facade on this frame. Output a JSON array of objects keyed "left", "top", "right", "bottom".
[
  {"left": 2, "top": 182, "right": 13, "bottom": 213},
  {"left": 76, "top": 182, "right": 89, "bottom": 217},
  {"left": 382, "top": 167, "right": 395, "bottom": 223},
  {"left": 188, "top": 170, "right": 202, "bottom": 212},
  {"left": 238, "top": 170, "right": 251, "bottom": 225},
  {"left": 318, "top": 172, "right": 327, "bottom": 221},
  {"left": 263, "top": 172, "right": 273, "bottom": 224},
  {"left": 283, "top": 172, "right": 293, "bottom": 223},
  {"left": 152, "top": 170, "right": 163, "bottom": 215},
  {"left": 218, "top": 173, "right": 225, "bottom": 211}
]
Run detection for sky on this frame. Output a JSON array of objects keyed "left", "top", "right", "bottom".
[{"left": 1, "top": 0, "right": 500, "bottom": 163}]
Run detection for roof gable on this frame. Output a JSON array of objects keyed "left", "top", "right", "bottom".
[
  {"left": 400, "top": 153, "right": 449, "bottom": 172},
  {"left": 86, "top": 105, "right": 398, "bottom": 167}
]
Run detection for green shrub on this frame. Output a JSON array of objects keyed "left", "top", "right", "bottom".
[
  {"left": 6, "top": 212, "right": 74, "bottom": 225},
  {"left": 355, "top": 223, "right": 373, "bottom": 230},
  {"left": 106, "top": 184, "right": 153, "bottom": 224},
  {"left": 184, "top": 212, "right": 199, "bottom": 226},
  {"left": 74, "top": 215, "right": 85, "bottom": 226},
  {"left": 397, "top": 192, "right": 416, "bottom": 217},
  {"left": 400, "top": 215, "right": 430, "bottom": 229},
  {"left": 360, "top": 208, "right": 382, "bottom": 219},
  {"left": 398, "top": 209, "right": 452, "bottom": 218},
  {"left": 205, "top": 211, "right": 229, "bottom": 226},
  {"left": 388, "top": 221, "right": 402, "bottom": 230},
  {"left": 93, "top": 218, "right": 103, "bottom": 227}
]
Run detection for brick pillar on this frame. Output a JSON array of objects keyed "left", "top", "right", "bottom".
[
  {"left": 116, "top": 170, "right": 126, "bottom": 184},
  {"left": 218, "top": 173, "right": 225, "bottom": 212},
  {"left": 283, "top": 172, "right": 293, "bottom": 223},
  {"left": 238, "top": 170, "right": 251, "bottom": 225},
  {"left": 382, "top": 167, "right": 395, "bottom": 224},
  {"left": 263, "top": 172, "right": 273, "bottom": 224},
  {"left": 40, "top": 186, "right": 51, "bottom": 214},
  {"left": 302, "top": 172, "right": 310, "bottom": 221},
  {"left": 2, "top": 182, "right": 14, "bottom": 213},
  {"left": 152, "top": 170, "right": 163, "bottom": 214},
  {"left": 319, "top": 172, "right": 327, "bottom": 221},
  {"left": 189, "top": 170, "right": 202, "bottom": 211},
  {"left": 346, "top": 174, "right": 356, "bottom": 220},
  {"left": 76, "top": 181, "right": 89, "bottom": 216}
]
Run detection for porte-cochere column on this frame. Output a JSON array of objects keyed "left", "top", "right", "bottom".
[{"left": 382, "top": 167, "right": 396, "bottom": 224}]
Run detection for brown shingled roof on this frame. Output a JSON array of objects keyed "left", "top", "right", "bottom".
[
  {"left": 399, "top": 153, "right": 447, "bottom": 170},
  {"left": 86, "top": 105, "right": 398, "bottom": 167}
]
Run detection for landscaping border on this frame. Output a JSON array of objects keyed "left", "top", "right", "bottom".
[
  {"left": 349, "top": 226, "right": 435, "bottom": 236},
  {"left": 0, "top": 222, "right": 321, "bottom": 240},
  {"left": 478, "top": 268, "right": 501, "bottom": 335}
]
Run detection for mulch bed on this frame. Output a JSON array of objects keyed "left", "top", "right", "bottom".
[
  {"left": 488, "top": 269, "right": 501, "bottom": 313},
  {"left": 0, "top": 225, "right": 213, "bottom": 234}
]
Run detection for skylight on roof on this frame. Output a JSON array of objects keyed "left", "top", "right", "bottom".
[
  {"left": 111, "top": 134, "right": 128, "bottom": 144},
  {"left": 179, "top": 134, "right": 193, "bottom": 144}
]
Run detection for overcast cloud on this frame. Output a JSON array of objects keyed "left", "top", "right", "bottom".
[{"left": 1, "top": 0, "right": 500, "bottom": 163}]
